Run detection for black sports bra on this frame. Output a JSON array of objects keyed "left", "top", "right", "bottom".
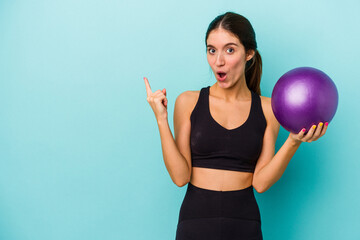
[{"left": 190, "top": 86, "right": 267, "bottom": 173}]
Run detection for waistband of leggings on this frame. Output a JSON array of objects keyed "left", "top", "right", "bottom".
[{"left": 188, "top": 182, "right": 253, "bottom": 193}]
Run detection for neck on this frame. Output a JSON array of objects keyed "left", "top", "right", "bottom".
[{"left": 212, "top": 76, "right": 251, "bottom": 102}]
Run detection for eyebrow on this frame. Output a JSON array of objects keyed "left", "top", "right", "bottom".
[{"left": 206, "top": 43, "right": 238, "bottom": 48}]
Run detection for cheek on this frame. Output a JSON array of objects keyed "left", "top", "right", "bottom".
[
  {"left": 206, "top": 55, "right": 214, "bottom": 65},
  {"left": 229, "top": 58, "right": 245, "bottom": 71}
]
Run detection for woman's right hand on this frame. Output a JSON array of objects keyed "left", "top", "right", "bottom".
[{"left": 144, "top": 77, "right": 168, "bottom": 122}]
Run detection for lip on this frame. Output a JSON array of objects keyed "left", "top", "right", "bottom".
[{"left": 216, "top": 71, "right": 227, "bottom": 81}]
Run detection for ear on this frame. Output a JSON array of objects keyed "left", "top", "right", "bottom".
[{"left": 246, "top": 49, "right": 256, "bottom": 61}]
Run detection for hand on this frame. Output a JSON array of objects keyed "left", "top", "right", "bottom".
[
  {"left": 289, "top": 122, "right": 329, "bottom": 144},
  {"left": 144, "top": 77, "right": 168, "bottom": 121}
]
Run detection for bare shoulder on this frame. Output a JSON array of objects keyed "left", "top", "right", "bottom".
[
  {"left": 259, "top": 95, "right": 280, "bottom": 130},
  {"left": 259, "top": 95, "right": 271, "bottom": 117},
  {"left": 175, "top": 90, "right": 200, "bottom": 117}
]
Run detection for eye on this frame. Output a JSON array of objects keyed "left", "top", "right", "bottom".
[
  {"left": 227, "top": 48, "right": 234, "bottom": 53},
  {"left": 208, "top": 48, "right": 215, "bottom": 54}
]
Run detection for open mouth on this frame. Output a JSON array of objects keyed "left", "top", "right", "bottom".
[{"left": 217, "top": 72, "right": 227, "bottom": 81}]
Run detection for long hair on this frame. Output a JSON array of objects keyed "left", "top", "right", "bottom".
[{"left": 205, "top": 12, "right": 262, "bottom": 95}]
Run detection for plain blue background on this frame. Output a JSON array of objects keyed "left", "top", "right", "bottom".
[{"left": 0, "top": 0, "right": 359, "bottom": 239}]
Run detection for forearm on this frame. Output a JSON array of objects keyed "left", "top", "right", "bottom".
[
  {"left": 157, "top": 118, "right": 190, "bottom": 186},
  {"left": 254, "top": 135, "right": 301, "bottom": 193}
]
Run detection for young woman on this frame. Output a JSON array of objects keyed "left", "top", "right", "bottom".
[{"left": 144, "top": 11, "right": 328, "bottom": 240}]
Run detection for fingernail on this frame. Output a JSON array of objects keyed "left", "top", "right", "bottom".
[
  {"left": 302, "top": 128, "right": 306, "bottom": 132},
  {"left": 312, "top": 125, "right": 316, "bottom": 129},
  {"left": 325, "top": 122, "right": 329, "bottom": 126},
  {"left": 319, "top": 122, "right": 323, "bottom": 127}
]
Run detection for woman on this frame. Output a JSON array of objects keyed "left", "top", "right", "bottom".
[{"left": 144, "top": 12, "right": 328, "bottom": 240}]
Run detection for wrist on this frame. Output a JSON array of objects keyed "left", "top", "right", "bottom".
[
  {"left": 157, "top": 117, "right": 168, "bottom": 125},
  {"left": 287, "top": 135, "right": 302, "bottom": 147}
]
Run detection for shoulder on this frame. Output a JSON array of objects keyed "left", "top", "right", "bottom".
[
  {"left": 259, "top": 95, "right": 271, "bottom": 112},
  {"left": 259, "top": 95, "right": 271, "bottom": 115},
  {"left": 175, "top": 90, "right": 201, "bottom": 116},
  {"left": 259, "top": 95, "right": 280, "bottom": 132},
  {"left": 176, "top": 90, "right": 200, "bottom": 102}
]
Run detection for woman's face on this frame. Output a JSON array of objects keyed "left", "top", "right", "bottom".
[{"left": 206, "top": 28, "right": 254, "bottom": 85}]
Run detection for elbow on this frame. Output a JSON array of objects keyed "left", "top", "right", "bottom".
[
  {"left": 175, "top": 180, "right": 189, "bottom": 187},
  {"left": 252, "top": 180, "right": 267, "bottom": 194},
  {"left": 174, "top": 178, "right": 190, "bottom": 187},
  {"left": 174, "top": 165, "right": 191, "bottom": 187},
  {"left": 254, "top": 183, "right": 271, "bottom": 193},
  {"left": 253, "top": 185, "right": 265, "bottom": 193},
  {"left": 252, "top": 173, "right": 268, "bottom": 193},
  {"left": 254, "top": 186, "right": 266, "bottom": 193},
  {"left": 174, "top": 174, "right": 191, "bottom": 188}
]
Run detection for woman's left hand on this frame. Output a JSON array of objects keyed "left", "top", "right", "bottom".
[{"left": 289, "top": 122, "right": 329, "bottom": 144}]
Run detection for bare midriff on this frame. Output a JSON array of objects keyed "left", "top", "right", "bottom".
[{"left": 190, "top": 167, "right": 254, "bottom": 191}]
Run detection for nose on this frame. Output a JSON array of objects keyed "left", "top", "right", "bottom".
[{"left": 215, "top": 52, "right": 225, "bottom": 66}]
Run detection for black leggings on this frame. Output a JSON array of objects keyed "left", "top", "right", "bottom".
[{"left": 175, "top": 182, "right": 263, "bottom": 240}]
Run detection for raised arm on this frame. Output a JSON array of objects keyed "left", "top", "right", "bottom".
[{"left": 144, "top": 77, "right": 191, "bottom": 187}]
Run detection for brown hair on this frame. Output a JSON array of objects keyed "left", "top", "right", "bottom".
[{"left": 205, "top": 12, "right": 262, "bottom": 95}]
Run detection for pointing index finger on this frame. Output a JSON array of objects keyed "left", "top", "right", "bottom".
[{"left": 143, "top": 77, "right": 152, "bottom": 96}]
